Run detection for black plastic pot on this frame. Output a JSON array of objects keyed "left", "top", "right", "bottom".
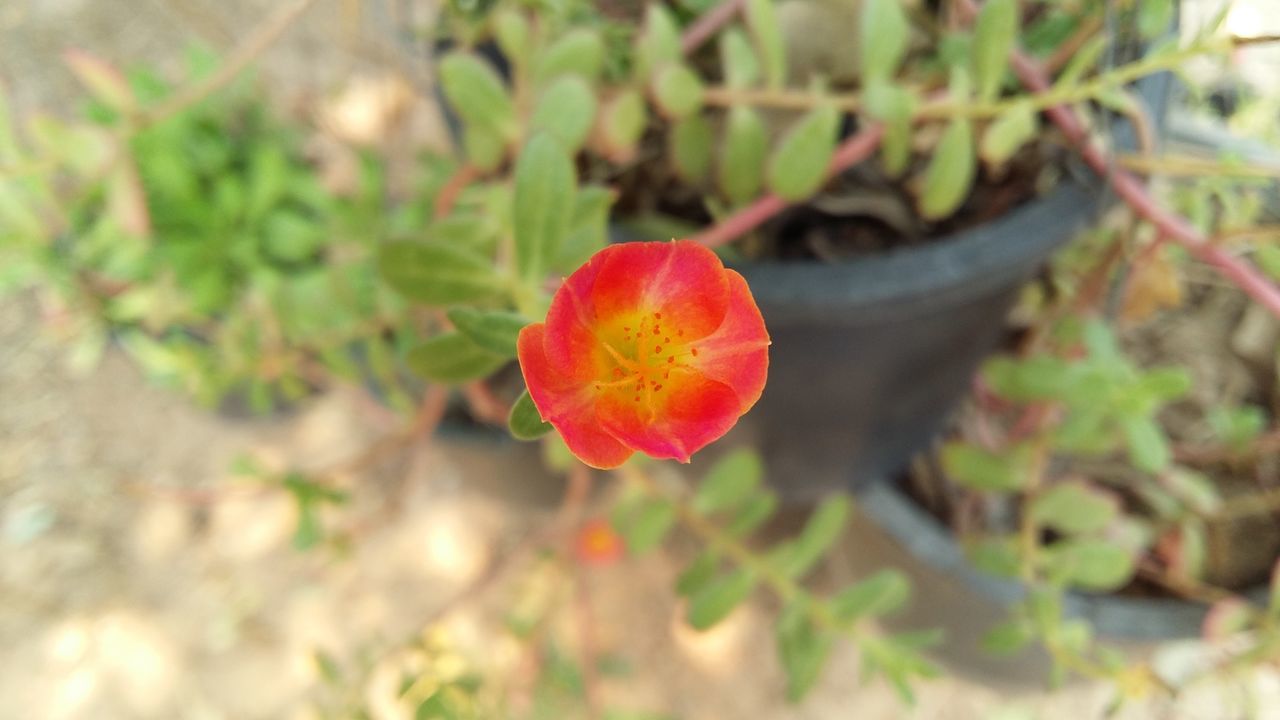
[
  {"left": 846, "top": 480, "right": 1271, "bottom": 684},
  {"left": 729, "top": 181, "right": 1106, "bottom": 499}
]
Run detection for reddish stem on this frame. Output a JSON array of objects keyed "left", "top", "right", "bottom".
[
  {"left": 1003, "top": 41, "right": 1280, "bottom": 320},
  {"left": 434, "top": 163, "right": 478, "bottom": 218},
  {"left": 689, "top": 124, "right": 886, "bottom": 249},
  {"left": 680, "top": 0, "right": 747, "bottom": 56}
]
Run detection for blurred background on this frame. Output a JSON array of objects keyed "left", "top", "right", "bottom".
[{"left": 2, "top": 0, "right": 1280, "bottom": 718}]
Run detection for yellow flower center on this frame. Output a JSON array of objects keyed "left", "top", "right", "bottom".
[{"left": 592, "top": 310, "right": 700, "bottom": 406}]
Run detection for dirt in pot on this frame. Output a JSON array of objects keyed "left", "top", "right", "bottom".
[{"left": 604, "top": 117, "right": 1071, "bottom": 262}]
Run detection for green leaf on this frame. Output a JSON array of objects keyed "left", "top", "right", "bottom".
[
  {"left": 1029, "top": 482, "right": 1117, "bottom": 535},
  {"left": 982, "top": 356, "right": 1073, "bottom": 401},
  {"left": 513, "top": 133, "right": 576, "bottom": 284},
  {"left": 967, "top": 536, "right": 1021, "bottom": 577},
  {"left": 940, "top": 441, "right": 1033, "bottom": 492},
  {"left": 971, "top": 0, "right": 1016, "bottom": 102},
  {"left": 492, "top": 9, "right": 530, "bottom": 69},
  {"left": 1123, "top": 415, "right": 1170, "bottom": 473},
  {"left": 686, "top": 568, "right": 756, "bottom": 630},
  {"left": 980, "top": 102, "right": 1036, "bottom": 166},
  {"left": 863, "top": 81, "right": 916, "bottom": 177},
  {"left": 919, "top": 118, "right": 975, "bottom": 220},
  {"left": 600, "top": 89, "right": 647, "bottom": 160},
  {"left": 557, "top": 185, "right": 615, "bottom": 272},
  {"left": 463, "top": 123, "right": 506, "bottom": 171},
  {"left": 0, "top": 179, "right": 45, "bottom": 238},
  {"left": 718, "top": 106, "right": 768, "bottom": 203},
  {"left": 693, "top": 448, "right": 764, "bottom": 514},
  {"left": 438, "top": 53, "right": 516, "bottom": 139},
  {"left": 535, "top": 28, "right": 605, "bottom": 85},
  {"left": 670, "top": 114, "right": 713, "bottom": 183},
  {"left": 776, "top": 601, "right": 834, "bottom": 701},
  {"left": 635, "top": 4, "right": 681, "bottom": 81},
  {"left": 652, "top": 64, "right": 705, "bottom": 119},
  {"left": 379, "top": 242, "right": 504, "bottom": 305},
  {"left": 860, "top": 0, "right": 910, "bottom": 84},
  {"left": 981, "top": 620, "right": 1034, "bottom": 656},
  {"left": 677, "top": 552, "right": 719, "bottom": 597},
  {"left": 407, "top": 332, "right": 508, "bottom": 384},
  {"left": 831, "top": 569, "right": 910, "bottom": 622},
  {"left": 530, "top": 75, "right": 597, "bottom": 152},
  {"left": 64, "top": 49, "right": 136, "bottom": 112},
  {"left": 727, "top": 492, "right": 778, "bottom": 537},
  {"left": 616, "top": 497, "right": 676, "bottom": 554},
  {"left": 1045, "top": 539, "right": 1136, "bottom": 591},
  {"left": 446, "top": 307, "right": 527, "bottom": 357},
  {"left": 428, "top": 214, "right": 499, "bottom": 250},
  {"left": 1056, "top": 36, "right": 1107, "bottom": 88},
  {"left": 746, "top": 0, "right": 786, "bottom": 88},
  {"left": 1138, "top": 367, "right": 1192, "bottom": 402},
  {"left": 1209, "top": 406, "right": 1266, "bottom": 451},
  {"left": 719, "top": 28, "right": 760, "bottom": 89},
  {"left": 777, "top": 496, "right": 851, "bottom": 578},
  {"left": 1138, "top": 0, "right": 1174, "bottom": 40},
  {"left": 767, "top": 103, "right": 838, "bottom": 201},
  {"left": 508, "top": 390, "right": 552, "bottom": 440}
]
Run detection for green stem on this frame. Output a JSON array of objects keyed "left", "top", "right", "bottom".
[{"left": 702, "top": 37, "right": 1228, "bottom": 122}]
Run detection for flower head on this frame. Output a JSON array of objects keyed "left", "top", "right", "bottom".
[
  {"left": 517, "top": 240, "right": 770, "bottom": 469},
  {"left": 574, "top": 518, "right": 624, "bottom": 566}
]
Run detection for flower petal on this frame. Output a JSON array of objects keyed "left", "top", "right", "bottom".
[
  {"left": 592, "top": 240, "right": 729, "bottom": 342},
  {"left": 596, "top": 370, "right": 741, "bottom": 463},
  {"left": 518, "top": 323, "right": 633, "bottom": 469},
  {"left": 543, "top": 248, "right": 610, "bottom": 381},
  {"left": 687, "top": 269, "right": 770, "bottom": 411}
]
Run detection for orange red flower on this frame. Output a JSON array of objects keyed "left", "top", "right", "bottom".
[
  {"left": 574, "top": 518, "right": 624, "bottom": 566},
  {"left": 517, "top": 240, "right": 770, "bottom": 469}
]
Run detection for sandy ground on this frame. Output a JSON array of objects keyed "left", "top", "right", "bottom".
[{"left": 4, "top": 0, "right": 1280, "bottom": 718}]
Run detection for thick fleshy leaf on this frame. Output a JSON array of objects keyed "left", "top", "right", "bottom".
[
  {"left": 513, "top": 133, "right": 576, "bottom": 284},
  {"left": 535, "top": 28, "right": 605, "bottom": 85},
  {"left": 652, "top": 64, "right": 705, "bottom": 119},
  {"left": 746, "top": 0, "right": 786, "bottom": 88},
  {"left": 860, "top": 0, "right": 909, "bottom": 84},
  {"left": 768, "top": 104, "right": 839, "bottom": 201},
  {"left": 530, "top": 75, "right": 597, "bottom": 152},
  {"left": 971, "top": 0, "right": 1016, "bottom": 102},
  {"left": 919, "top": 118, "right": 975, "bottom": 220},
  {"left": 718, "top": 106, "right": 767, "bottom": 204},
  {"left": 517, "top": 324, "right": 633, "bottom": 469},
  {"left": 508, "top": 390, "right": 553, "bottom": 440},
  {"left": 635, "top": 4, "right": 681, "bottom": 81},
  {"left": 599, "top": 89, "right": 646, "bottom": 162},
  {"left": 438, "top": 53, "right": 516, "bottom": 139},
  {"left": 670, "top": 114, "right": 713, "bottom": 183},
  {"left": 407, "top": 332, "right": 507, "bottom": 384}
]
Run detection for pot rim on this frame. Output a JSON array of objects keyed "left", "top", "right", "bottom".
[
  {"left": 729, "top": 177, "right": 1099, "bottom": 320},
  {"left": 856, "top": 479, "right": 1270, "bottom": 641}
]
